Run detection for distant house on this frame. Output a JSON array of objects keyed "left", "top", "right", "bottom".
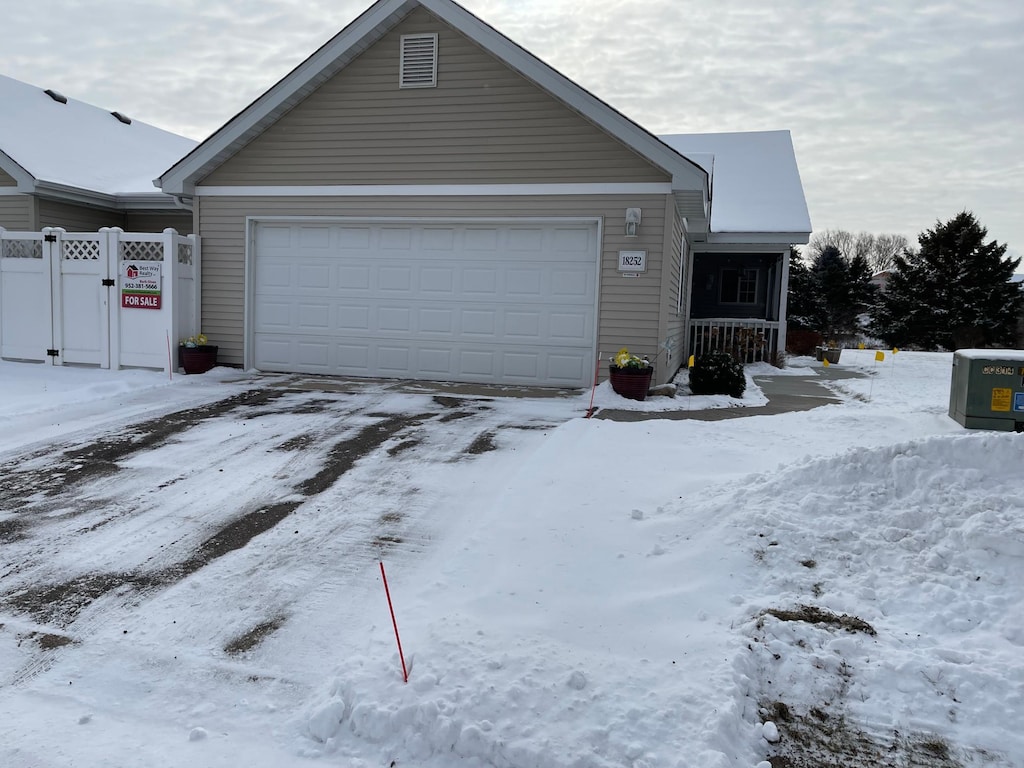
[
  {"left": 156, "top": 0, "right": 812, "bottom": 386},
  {"left": 0, "top": 74, "right": 196, "bottom": 233}
]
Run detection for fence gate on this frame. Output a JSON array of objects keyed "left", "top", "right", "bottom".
[
  {"left": 0, "top": 227, "right": 200, "bottom": 371},
  {"left": 0, "top": 232, "right": 51, "bottom": 362}
]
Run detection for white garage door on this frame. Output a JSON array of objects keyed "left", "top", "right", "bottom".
[{"left": 252, "top": 221, "right": 599, "bottom": 387}]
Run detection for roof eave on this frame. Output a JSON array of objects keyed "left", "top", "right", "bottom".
[
  {"left": 34, "top": 181, "right": 183, "bottom": 212},
  {"left": 705, "top": 230, "right": 812, "bottom": 246}
]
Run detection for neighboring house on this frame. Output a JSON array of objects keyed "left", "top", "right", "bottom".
[
  {"left": 871, "top": 270, "right": 891, "bottom": 293},
  {"left": 0, "top": 74, "right": 196, "bottom": 234},
  {"left": 159, "top": 0, "right": 811, "bottom": 387}
]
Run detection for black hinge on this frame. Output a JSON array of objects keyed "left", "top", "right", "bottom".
[
  {"left": 47, "top": 349, "right": 59, "bottom": 357},
  {"left": 44, "top": 233, "right": 58, "bottom": 242},
  {"left": 101, "top": 278, "right": 115, "bottom": 287}
]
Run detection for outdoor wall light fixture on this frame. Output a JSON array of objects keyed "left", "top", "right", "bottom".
[{"left": 625, "top": 208, "right": 642, "bottom": 237}]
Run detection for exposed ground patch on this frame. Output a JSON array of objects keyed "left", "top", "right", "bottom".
[
  {"left": 762, "top": 699, "right": 968, "bottom": 768},
  {"left": 1, "top": 409, "right": 440, "bottom": 628},
  {"left": 762, "top": 605, "right": 876, "bottom": 636},
  {"left": 224, "top": 616, "right": 288, "bottom": 655},
  {"left": 466, "top": 431, "right": 498, "bottom": 455}
]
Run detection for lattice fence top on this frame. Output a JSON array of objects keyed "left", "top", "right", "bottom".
[
  {"left": 1, "top": 239, "right": 43, "bottom": 259},
  {"left": 120, "top": 241, "right": 163, "bottom": 261},
  {"left": 62, "top": 240, "right": 101, "bottom": 261},
  {"left": 177, "top": 242, "right": 193, "bottom": 265}
]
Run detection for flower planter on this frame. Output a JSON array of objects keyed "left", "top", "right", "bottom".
[
  {"left": 179, "top": 345, "right": 218, "bottom": 374},
  {"left": 609, "top": 365, "right": 654, "bottom": 401},
  {"left": 822, "top": 348, "right": 842, "bottom": 364}
]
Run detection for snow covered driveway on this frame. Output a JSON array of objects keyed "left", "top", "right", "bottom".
[{"left": 0, "top": 377, "right": 562, "bottom": 696}]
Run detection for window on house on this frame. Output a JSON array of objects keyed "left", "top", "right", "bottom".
[{"left": 720, "top": 268, "right": 758, "bottom": 304}]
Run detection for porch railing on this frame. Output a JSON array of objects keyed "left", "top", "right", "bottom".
[{"left": 689, "top": 318, "right": 780, "bottom": 365}]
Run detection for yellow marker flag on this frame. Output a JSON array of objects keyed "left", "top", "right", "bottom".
[
  {"left": 822, "top": 358, "right": 830, "bottom": 367},
  {"left": 875, "top": 351, "right": 885, "bottom": 362},
  {"left": 858, "top": 342, "right": 865, "bottom": 350},
  {"left": 893, "top": 347, "right": 900, "bottom": 355},
  {"left": 688, "top": 355, "right": 695, "bottom": 368}
]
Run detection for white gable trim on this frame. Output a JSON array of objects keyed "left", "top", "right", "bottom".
[
  {"left": 159, "top": 0, "right": 707, "bottom": 198},
  {"left": 195, "top": 182, "right": 673, "bottom": 197}
]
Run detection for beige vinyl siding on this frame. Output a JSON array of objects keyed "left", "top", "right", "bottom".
[
  {"left": 125, "top": 210, "right": 193, "bottom": 234},
  {"left": 37, "top": 199, "right": 123, "bottom": 231},
  {"left": 198, "top": 194, "right": 669, "bottom": 375},
  {"left": 203, "top": 8, "right": 670, "bottom": 187},
  {"left": 0, "top": 168, "right": 17, "bottom": 187},
  {"left": 0, "top": 194, "right": 33, "bottom": 230}
]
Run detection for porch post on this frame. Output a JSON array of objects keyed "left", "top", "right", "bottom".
[{"left": 777, "top": 248, "right": 791, "bottom": 361}]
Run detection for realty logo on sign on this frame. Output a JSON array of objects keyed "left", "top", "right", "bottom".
[{"left": 121, "top": 262, "right": 162, "bottom": 309}]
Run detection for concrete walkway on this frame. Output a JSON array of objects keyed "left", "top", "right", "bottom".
[{"left": 595, "top": 366, "right": 864, "bottom": 422}]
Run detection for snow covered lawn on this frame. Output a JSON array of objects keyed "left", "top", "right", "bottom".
[{"left": 0, "top": 352, "right": 1021, "bottom": 768}]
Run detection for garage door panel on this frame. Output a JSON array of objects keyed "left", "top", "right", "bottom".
[
  {"left": 418, "top": 347, "right": 453, "bottom": 375},
  {"left": 254, "top": 221, "right": 597, "bottom": 386},
  {"left": 377, "top": 306, "right": 412, "bottom": 332},
  {"left": 419, "top": 308, "right": 454, "bottom": 333},
  {"left": 297, "top": 303, "right": 330, "bottom": 330},
  {"left": 337, "top": 305, "right": 370, "bottom": 331},
  {"left": 298, "top": 264, "right": 330, "bottom": 289},
  {"left": 378, "top": 346, "right": 411, "bottom": 373},
  {"left": 258, "top": 262, "right": 292, "bottom": 289},
  {"left": 420, "top": 267, "right": 455, "bottom": 294}
]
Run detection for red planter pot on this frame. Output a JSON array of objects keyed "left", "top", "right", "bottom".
[
  {"left": 609, "top": 365, "right": 653, "bottom": 401},
  {"left": 179, "top": 345, "right": 218, "bottom": 374}
]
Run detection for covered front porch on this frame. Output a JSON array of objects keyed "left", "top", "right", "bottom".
[{"left": 686, "top": 250, "right": 790, "bottom": 364}]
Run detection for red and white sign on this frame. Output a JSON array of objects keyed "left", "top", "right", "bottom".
[
  {"left": 120, "top": 262, "right": 162, "bottom": 310},
  {"left": 121, "top": 293, "right": 162, "bottom": 309}
]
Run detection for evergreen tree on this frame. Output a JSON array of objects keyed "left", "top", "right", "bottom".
[
  {"left": 786, "top": 247, "right": 820, "bottom": 329},
  {"left": 872, "top": 212, "right": 1022, "bottom": 350}
]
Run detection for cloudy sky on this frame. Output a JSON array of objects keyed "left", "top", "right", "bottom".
[{"left": 4, "top": 0, "right": 1022, "bottom": 257}]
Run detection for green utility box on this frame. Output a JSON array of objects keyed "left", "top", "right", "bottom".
[{"left": 949, "top": 349, "right": 1024, "bottom": 431}]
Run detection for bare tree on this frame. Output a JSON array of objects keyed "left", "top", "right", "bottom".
[
  {"left": 871, "top": 234, "right": 911, "bottom": 273},
  {"left": 806, "top": 229, "right": 913, "bottom": 274}
]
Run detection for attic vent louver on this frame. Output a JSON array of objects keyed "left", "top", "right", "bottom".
[
  {"left": 111, "top": 111, "right": 132, "bottom": 125},
  {"left": 44, "top": 89, "right": 68, "bottom": 104},
  {"left": 400, "top": 33, "right": 438, "bottom": 89}
]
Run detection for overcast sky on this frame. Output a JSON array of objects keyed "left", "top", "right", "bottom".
[{"left": 4, "top": 0, "right": 1022, "bottom": 258}]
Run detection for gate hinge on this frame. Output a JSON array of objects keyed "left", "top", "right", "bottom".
[
  {"left": 44, "top": 233, "right": 58, "bottom": 243},
  {"left": 47, "top": 348, "right": 59, "bottom": 357},
  {"left": 101, "top": 278, "right": 115, "bottom": 287}
]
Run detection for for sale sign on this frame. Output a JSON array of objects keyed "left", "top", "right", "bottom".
[{"left": 121, "top": 262, "right": 162, "bottom": 309}]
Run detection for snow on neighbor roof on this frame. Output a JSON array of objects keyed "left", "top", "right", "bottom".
[
  {"left": 660, "top": 130, "right": 812, "bottom": 238},
  {"left": 0, "top": 74, "right": 197, "bottom": 197}
]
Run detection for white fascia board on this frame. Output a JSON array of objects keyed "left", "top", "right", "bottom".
[
  {"left": 34, "top": 181, "right": 181, "bottom": 212},
  {"left": 420, "top": 0, "right": 707, "bottom": 193},
  {"left": 704, "top": 231, "right": 811, "bottom": 247},
  {"left": 159, "top": 0, "right": 414, "bottom": 196},
  {"left": 195, "top": 182, "right": 674, "bottom": 196}
]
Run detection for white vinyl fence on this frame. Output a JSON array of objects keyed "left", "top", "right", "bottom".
[{"left": 0, "top": 227, "right": 200, "bottom": 372}]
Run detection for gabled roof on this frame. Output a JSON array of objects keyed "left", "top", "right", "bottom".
[
  {"left": 158, "top": 0, "right": 709, "bottom": 200},
  {"left": 660, "top": 131, "right": 812, "bottom": 244},
  {"left": 0, "top": 74, "right": 197, "bottom": 207}
]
